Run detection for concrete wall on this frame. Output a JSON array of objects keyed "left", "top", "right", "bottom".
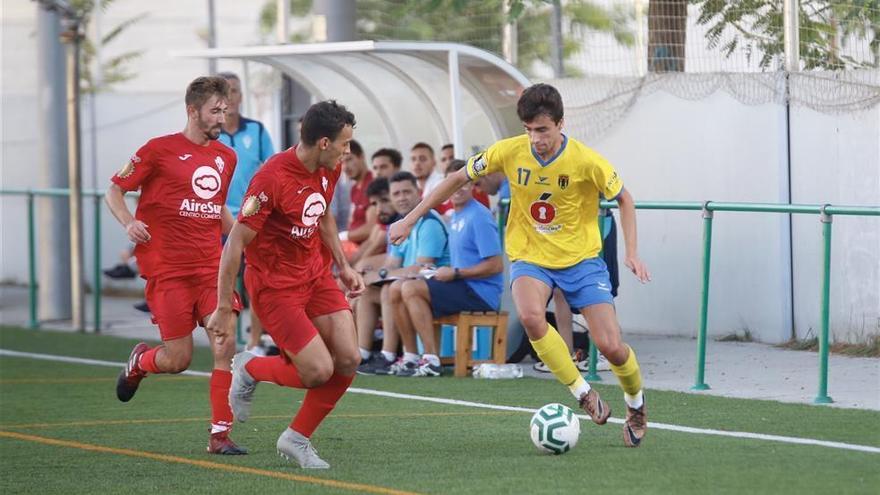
[
  {"left": 569, "top": 89, "right": 879, "bottom": 344},
  {"left": 789, "top": 108, "right": 880, "bottom": 343},
  {"left": 2, "top": 1, "right": 877, "bottom": 342}
]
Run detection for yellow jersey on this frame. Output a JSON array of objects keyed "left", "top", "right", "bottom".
[{"left": 466, "top": 134, "right": 623, "bottom": 269}]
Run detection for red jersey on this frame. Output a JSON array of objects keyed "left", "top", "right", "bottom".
[
  {"left": 111, "top": 133, "right": 237, "bottom": 280},
  {"left": 238, "top": 147, "right": 341, "bottom": 289},
  {"left": 347, "top": 171, "right": 373, "bottom": 233}
]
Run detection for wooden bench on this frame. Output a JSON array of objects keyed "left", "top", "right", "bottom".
[{"left": 433, "top": 311, "right": 509, "bottom": 377}]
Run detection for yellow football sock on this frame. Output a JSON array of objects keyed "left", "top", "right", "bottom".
[
  {"left": 610, "top": 345, "right": 643, "bottom": 396},
  {"left": 530, "top": 325, "right": 586, "bottom": 396}
]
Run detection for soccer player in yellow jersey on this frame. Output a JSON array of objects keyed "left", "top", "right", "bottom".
[{"left": 390, "top": 83, "right": 651, "bottom": 447}]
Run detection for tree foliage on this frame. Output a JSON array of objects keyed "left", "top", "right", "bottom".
[
  {"left": 690, "top": 0, "right": 879, "bottom": 70},
  {"left": 67, "top": 0, "right": 147, "bottom": 93},
  {"left": 259, "top": 0, "right": 634, "bottom": 76}
]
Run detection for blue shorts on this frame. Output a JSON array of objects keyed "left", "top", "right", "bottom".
[
  {"left": 510, "top": 258, "right": 614, "bottom": 311},
  {"left": 425, "top": 279, "right": 495, "bottom": 318}
]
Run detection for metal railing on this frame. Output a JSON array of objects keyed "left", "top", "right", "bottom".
[
  {"left": 1, "top": 188, "right": 107, "bottom": 332},
  {"left": 3, "top": 188, "right": 879, "bottom": 403},
  {"left": 498, "top": 197, "right": 879, "bottom": 404}
]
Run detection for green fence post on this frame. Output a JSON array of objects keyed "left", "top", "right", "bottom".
[
  {"left": 814, "top": 206, "right": 834, "bottom": 404},
  {"left": 27, "top": 191, "right": 38, "bottom": 329},
  {"left": 584, "top": 341, "right": 601, "bottom": 382},
  {"left": 93, "top": 194, "right": 102, "bottom": 333},
  {"left": 692, "top": 202, "right": 713, "bottom": 391}
]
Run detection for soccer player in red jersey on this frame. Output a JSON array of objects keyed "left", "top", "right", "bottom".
[
  {"left": 105, "top": 76, "right": 247, "bottom": 455},
  {"left": 208, "top": 100, "right": 364, "bottom": 469}
]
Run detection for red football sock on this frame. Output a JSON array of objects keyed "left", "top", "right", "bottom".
[
  {"left": 138, "top": 346, "right": 162, "bottom": 374},
  {"left": 291, "top": 372, "right": 354, "bottom": 438},
  {"left": 245, "top": 356, "right": 305, "bottom": 388},
  {"left": 210, "top": 369, "right": 234, "bottom": 433}
]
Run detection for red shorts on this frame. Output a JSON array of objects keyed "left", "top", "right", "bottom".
[
  {"left": 145, "top": 273, "right": 242, "bottom": 341},
  {"left": 246, "top": 272, "right": 351, "bottom": 355}
]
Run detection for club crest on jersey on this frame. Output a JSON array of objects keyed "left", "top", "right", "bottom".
[
  {"left": 242, "top": 195, "right": 261, "bottom": 217},
  {"left": 322, "top": 176, "right": 329, "bottom": 191},
  {"left": 242, "top": 135, "right": 253, "bottom": 149},
  {"left": 117, "top": 161, "right": 135, "bottom": 179},
  {"left": 215, "top": 156, "right": 225, "bottom": 173},
  {"left": 192, "top": 166, "right": 222, "bottom": 200},
  {"left": 558, "top": 175, "right": 570, "bottom": 189}
]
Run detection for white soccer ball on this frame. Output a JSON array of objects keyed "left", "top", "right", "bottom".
[{"left": 529, "top": 403, "right": 581, "bottom": 454}]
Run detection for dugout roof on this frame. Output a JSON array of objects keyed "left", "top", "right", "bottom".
[{"left": 174, "top": 41, "right": 531, "bottom": 157}]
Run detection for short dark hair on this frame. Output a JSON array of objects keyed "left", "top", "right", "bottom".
[
  {"left": 216, "top": 71, "right": 240, "bottom": 82},
  {"left": 517, "top": 83, "right": 564, "bottom": 124},
  {"left": 441, "top": 143, "right": 454, "bottom": 152},
  {"left": 300, "top": 100, "right": 356, "bottom": 146},
  {"left": 371, "top": 148, "right": 402, "bottom": 168},
  {"left": 366, "top": 176, "right": 389, "bottom": 198},
  {"left": 411, "top": 142, "right": 434, "bottom": 156},
  {"left": 446, "top": 159, "right": 466, "bottom": 175},
  {"left": 349, "top": 139, "right": 363, "bottom": 157},
  {"left": 389, "top": 171, "right": 418, "bottom": 189},
  {"left": 185, "top": 76, "right": 229, "bottom": 109}
]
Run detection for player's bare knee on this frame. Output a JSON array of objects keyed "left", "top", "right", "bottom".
[
  {"left": 335, "top": 350, "right": 361, "bottom": 375},
  {"left": 301, "top": 364, "right": 333, "bottom": 388},
  {"left": 166, "top": 354, "right": 191, "bottom": 373},
  {"left": 519, "top": 310, "right": 547, "bottom": 334},
  {"left": 599, "top": 342, "right": 628, "bottom": 365}
]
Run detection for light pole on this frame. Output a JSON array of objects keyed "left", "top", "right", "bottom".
[{"left": 35, "top": 0, "right": 86, "bottom": 331}]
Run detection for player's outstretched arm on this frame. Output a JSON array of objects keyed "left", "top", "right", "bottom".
[
  {"left": 388, "top": 167, "right": 470, "bottom": 245},
  {"left": 616, "top": 188, "right": 651, "bottom": 283},
  {"left": 319, "top": 210, "right": 365, "bottom": 298},
  {"left": 105, "top": 183, "right": 150, "bottom": 244},
  {"left": 207, "top": 223, "right": 256, "bottom": 344}
]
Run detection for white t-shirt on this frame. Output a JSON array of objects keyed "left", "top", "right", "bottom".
[{"left": 422, "top": 170, "right": 445, "bottom": 197}]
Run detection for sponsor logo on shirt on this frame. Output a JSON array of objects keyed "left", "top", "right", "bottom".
[
  {"left": 536, "top": 176, "right": 550, "bottom": 186},
  {"left": 291, "top": 192, "right": 326, "bottom": 238},
  {"left": 530, "top": 192, "right": 561, "bottom": 234},
  {"left": 191, "top": 166, "right": 221, "bottom": 200},
  {"left": 178, "top": 198, "right": 222, "bottom": 219},
  {"left": 606, "top": 171, "right": 619, "bottom": 191}
]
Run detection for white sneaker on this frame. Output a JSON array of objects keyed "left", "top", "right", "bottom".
[
  {"left": 229, "top": 352, "right": 258, "bottom": 422},
  {"left": 245, "top": 345, "right": 267, "bottom": 357},
  {"left": 276, "top": 427, "right": 330, "bottom": 469},
  {"left": 575, "top": 351, "right": 611, "bottom": 372},
  {"left": 594, "top": 353, "right": 611, "bottom": 372}
]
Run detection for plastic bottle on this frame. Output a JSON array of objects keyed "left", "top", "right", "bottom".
[{"left": 472, "top": 363, "right": 523, "bottom": 379}]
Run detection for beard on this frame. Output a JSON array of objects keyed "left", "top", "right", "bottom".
[{"left": 197, "top": 114, "right": 222, "bottom": 140}]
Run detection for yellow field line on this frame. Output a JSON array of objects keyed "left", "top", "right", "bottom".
[
  {"left": 0, "top": 430, "right": 423, "bottom": 495},
  {"left": 1, "top": 410, "right": 515, "bottom": 430}
]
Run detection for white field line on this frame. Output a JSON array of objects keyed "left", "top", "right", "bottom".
[{"left": 2, "top": 348, "right": 878, "bottom": 455}]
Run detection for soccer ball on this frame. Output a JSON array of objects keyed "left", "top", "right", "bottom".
[{"left": 529, "top": 403, "right": 580, "bottom": 454}]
